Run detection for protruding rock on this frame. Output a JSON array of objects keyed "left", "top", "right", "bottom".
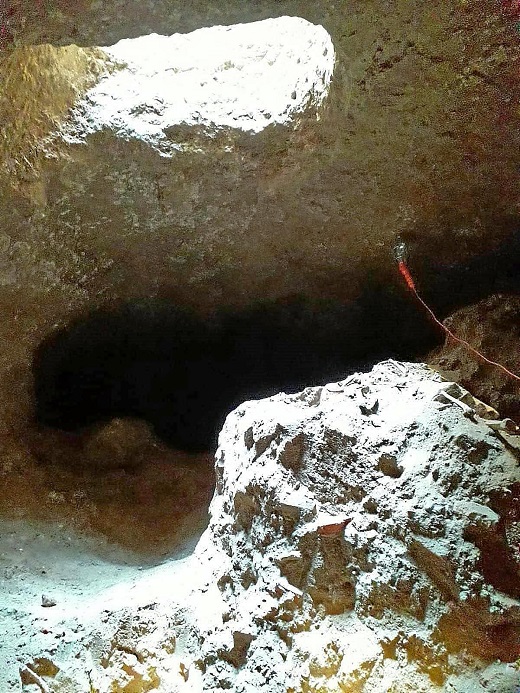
[{"left": 193, "top": 361, "right": 520, "bottom": 690}]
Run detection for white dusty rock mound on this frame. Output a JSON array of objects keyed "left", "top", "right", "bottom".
[
  {"left": 6, "top": 361, "right": 520, "bottom": 692},
  {"left": 192, "top": 360, "right": 520, "bottom": 692}
]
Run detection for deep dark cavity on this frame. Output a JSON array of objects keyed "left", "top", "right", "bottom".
[
  {"left": 403, "top": 220, "right": 520, "bottom": 316},
  {"left": 33, "top": 291, "right": 442, "bottom": 453},
  {"left": 34, "top": 221, "right": 520, "bottom": 456}
]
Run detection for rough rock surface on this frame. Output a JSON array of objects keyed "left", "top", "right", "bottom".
[
  {"left": 61, "top": 18, "right": 335, "bottom": 147},
  {"left": 0, "top": 1, "right": 519, "bottom": 510},
  {"left": 2, "top": 361, "right": 520, "bottom": 691},
  {"left": 428, "top": 293, "right": 520, "bottom": 425},
  {"left": 192, "top": 360, "right": 520, "bottom": 691},
  {"left": 1, "top": 1, "right": 520, "bottom": 687}
]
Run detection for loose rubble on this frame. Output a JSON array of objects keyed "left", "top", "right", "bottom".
[
  {"left": 5, "top": 360, "right": 520, "bottom": 691},
  {"left": 192, "top": 360, "right": 520, "bottom": 691}
]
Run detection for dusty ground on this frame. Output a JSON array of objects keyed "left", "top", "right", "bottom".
[
  {"left": 0, "top": 420, "right": 214, "bottom": 691},
  {"left": 0, "top": 517, "right": 207, "bottom": 692}
]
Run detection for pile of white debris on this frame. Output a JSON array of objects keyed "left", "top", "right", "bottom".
[
  {"left": 190, "top": 360, "right": 520, "bottom": 692},
  {"left": 8, "top": 361, "right": 520, "bottom": 692}
]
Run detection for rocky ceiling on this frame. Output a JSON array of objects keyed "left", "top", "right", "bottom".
[{"left": 0, "top": 0, "right": 519, "bottom": 485}]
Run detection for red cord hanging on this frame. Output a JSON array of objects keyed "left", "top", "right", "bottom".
[{"left": 397, "top": 259, "right": 520, "bottom": 384}]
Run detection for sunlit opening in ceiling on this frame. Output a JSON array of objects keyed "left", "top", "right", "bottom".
[{"left": 66, "top": 16, "right": 335, "bottom": 154}]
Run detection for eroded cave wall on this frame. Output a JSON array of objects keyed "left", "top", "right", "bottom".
[{"left": 0, "top": 0, "right": 519, "bottom": 441}]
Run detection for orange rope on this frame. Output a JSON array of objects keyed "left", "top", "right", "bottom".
[{"left": 398, "top": 260, "right": 520, "bottom": 383}]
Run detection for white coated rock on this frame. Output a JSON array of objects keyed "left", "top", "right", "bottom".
[{"left": 192, "top": 360, "right": 520, "bottom": 691}]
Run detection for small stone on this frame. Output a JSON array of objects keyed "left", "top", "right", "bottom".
[
  {"left": 32, "top": 657, "right": 60, "bottom": 677},
  {"left": 378, "top": 454, "right": 403, "bottom": 478},
  {"left": 41, "top": 594, "right": 57, "bottom": 607},
  {"left": 219, "top": 631, "right": 255, "bottom": 668},
  {"left": 317, "top": 518, "right": 351, "bottom": 536}
]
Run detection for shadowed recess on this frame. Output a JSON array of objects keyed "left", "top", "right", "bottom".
[
  {"left": 403, "top": 220, "right": 520, "bottom": 316},
  {"left": 32, "top": 293, "right": 442, "bottom": 453}
]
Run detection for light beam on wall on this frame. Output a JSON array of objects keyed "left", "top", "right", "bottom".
[{"left": 65, "top": 16, "right": 335, "bottom": 154}]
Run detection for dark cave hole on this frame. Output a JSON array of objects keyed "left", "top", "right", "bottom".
[
  {"left": 403, "top": 219, "right": 520, "bottom": 316},
  {"left": 33, "top": 290, "right": 442, "bottom": 454}
]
